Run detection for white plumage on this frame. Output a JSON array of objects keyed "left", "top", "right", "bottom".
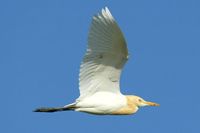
[
  {"left": 34, "top": 7, "right": 159, "bottom": 115},
  {"left": 78, "top": 7, "right": 128, "bottom": 101}
]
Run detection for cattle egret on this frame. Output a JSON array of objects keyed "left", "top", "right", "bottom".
[{"left": 34, "top": 7, "right": 159, "bottom": 115}]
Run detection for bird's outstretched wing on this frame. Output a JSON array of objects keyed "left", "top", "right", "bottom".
[{"left": 78, "top": 7, "right": 129, "bottom": 100}]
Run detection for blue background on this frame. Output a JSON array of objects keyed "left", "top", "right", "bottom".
[{"left": 1, "top": 0, "right": 200, "bottom": 133}]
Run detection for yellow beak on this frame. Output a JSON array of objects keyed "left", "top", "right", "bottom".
[{"left": 144, "top": 101, "right": 160, "bottom": 106}]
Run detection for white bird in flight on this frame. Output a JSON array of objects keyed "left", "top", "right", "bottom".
[{"left": 34, "top": 7, "right": 159, "bottom": 115}]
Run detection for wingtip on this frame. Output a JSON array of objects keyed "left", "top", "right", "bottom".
[
  {"left": 100, "top": 6, "right": 114, "bottom": 21},
  {"left": 102, "top": 6, "right": 110, "bottom": 14},
  {"left": 104, "top": 6, "right": 109, "bottom": 12}
]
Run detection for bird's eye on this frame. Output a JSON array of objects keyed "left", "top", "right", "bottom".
[{"left": 138, "top": 99, "right": 142, "bottom": 102}]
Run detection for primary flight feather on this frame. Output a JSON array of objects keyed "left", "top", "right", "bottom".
[{"left": 34, "top": 7, "right": 159, "bottom": 115}]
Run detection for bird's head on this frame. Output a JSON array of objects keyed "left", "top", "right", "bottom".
[{"left": 127, "top": 95, "right": 159, "bottom": 107}]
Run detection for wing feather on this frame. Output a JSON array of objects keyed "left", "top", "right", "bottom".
[{"left": 78, "top": 7, "right": 129, "bottom": 100}]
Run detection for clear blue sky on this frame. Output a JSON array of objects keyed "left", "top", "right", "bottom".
[{"left": 1, "top": 0, "right": 200, "bottom": 133}]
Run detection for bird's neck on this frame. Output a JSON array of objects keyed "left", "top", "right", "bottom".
[
  {"left": 111, "top": 96, "right": 138, "bottom": 115},
  {"left": 125, "top": 95, "right": 139, "bottom": 113}
]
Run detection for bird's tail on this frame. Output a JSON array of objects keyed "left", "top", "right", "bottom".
[{"left": 33, "top": 103, "right": 76, "bottom": 113}]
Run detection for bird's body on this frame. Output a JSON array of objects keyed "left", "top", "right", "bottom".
[
  {"left": 75, "top": 92, "right": 126, "bottom": 115},
  {"left": 34, "top": 7, "right": 159, "bottom": 115}
]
